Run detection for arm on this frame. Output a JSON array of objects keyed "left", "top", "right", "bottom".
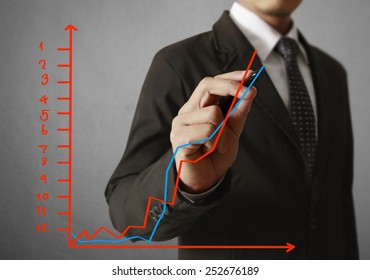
[
  {"left": 105, "top": 52, "right": 239, "bottom": 241},
  {"left": 342, "top": 73, "right": 359, "bottom": 259}
]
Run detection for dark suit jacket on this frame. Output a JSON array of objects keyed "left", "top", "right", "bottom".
[{"left": 105, "top": 12, "right": 359, "bottom": 259}]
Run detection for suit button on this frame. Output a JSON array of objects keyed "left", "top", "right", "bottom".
[
  {"left": 158, "top": 203, "right": 169, "bottom": 216},
  {"left": 311, "top": 218, "right": 317, "bottom": 230},
  {"left": 149, "top": 210, "right": 158, "bottom": 221},
  {"left": 153, "top": 206, "right": 161, "bottom": 216},
  {"left": 150, "top": 206, "right": 161, "bottom": 221}
]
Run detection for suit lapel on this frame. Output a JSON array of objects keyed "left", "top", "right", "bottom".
[
  {"left": 213, "top": 12, "right": 303, "bottom": 157},
  {"left": 300, "top": 34, "right": 333, "bottom": 211},
  {"left": 212, "top": 11, "right": 335, "bottom": 213}
]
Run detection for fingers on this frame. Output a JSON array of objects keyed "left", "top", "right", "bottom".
[
  {"left": 171, "top": 69, "right": 258, "bottom": 157},
  {"left": 174, "top": 105, "right": 223, "bottom": 127},
  {"left": 227, "top": 86, "right": 257, "bottom": 137},
  {"left": 171, "top": 124, "right": 228, "bottom": 155},
  {"left": 171, "top": 105, "right": 227, "bottom": 154},
  {"left": 179, "top": 77, "right": 248, "bottom": 114},
  {"left": 215, "top": 70, "right": 253, "bottom": 81},
  {"left": 171, "top": 124, "right": 217, "bottom": 154}
]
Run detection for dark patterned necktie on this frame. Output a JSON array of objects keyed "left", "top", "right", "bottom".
[{"left": 275, "top": 37, "right": 317, "bottom": 178}]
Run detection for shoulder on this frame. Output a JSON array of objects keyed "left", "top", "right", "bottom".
[
  {"left": 157, "top": 31, "right": 214, "bottom": 61},
  {"left": 152, "top": 29, "right": 222, "bottom": 77},
  {"left": 309, "top": 45, "right": 347, "bottom": 77},
  {"left": 148, "top": 29, "right": 225, "bottom": 93}
]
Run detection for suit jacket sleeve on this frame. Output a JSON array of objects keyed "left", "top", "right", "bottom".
[
  {"left": 342, "top": 73, "right": 359, "bottom": 259},
  {"left": 105, "top": 51, "right": 231, "bottom": 241}
]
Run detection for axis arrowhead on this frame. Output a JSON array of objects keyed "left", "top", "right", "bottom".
[
  {"left": 64, "top": 24, "right": 78, "bottom": 31},
  {"left": 286, "top": 242, "right": 295, "bottom": 253}
]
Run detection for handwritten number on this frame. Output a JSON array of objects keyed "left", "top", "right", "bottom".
[
  {"left": 38, "top": 59, "right": 46, "bottom": 70},
  {"left": 41, "top": 74, "right": 49, "bottom": 86}
]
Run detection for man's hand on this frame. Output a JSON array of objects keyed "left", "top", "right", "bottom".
[{"left": 170, "top": 70, "right": 257, "bottom": 193}]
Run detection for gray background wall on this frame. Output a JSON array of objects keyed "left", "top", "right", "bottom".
[{"left": 0, "top": 0, "right": 369, "bottom": 259}]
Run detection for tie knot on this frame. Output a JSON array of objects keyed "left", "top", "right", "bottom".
[{"left": 275, "top": 37, "right": 299, "bottom": 62}]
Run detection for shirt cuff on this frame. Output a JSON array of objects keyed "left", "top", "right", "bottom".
[{"left": 178, "top": 177, "right": 225, "bottom": 203}]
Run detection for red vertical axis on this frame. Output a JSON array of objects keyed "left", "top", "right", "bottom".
[{"left": 64, "top": 24, "right": 78, "bottom": 248}]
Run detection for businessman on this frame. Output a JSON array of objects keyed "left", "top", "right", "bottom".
[{"left": 105, "top": 0, "right": 359, "bottom": 259}]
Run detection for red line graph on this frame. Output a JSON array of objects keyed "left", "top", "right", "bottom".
[
  {"left": 66, "top": 24, "right": 76, "bottom": 248},
  {"left": 71, "top": 51, "right": 257, "bottom": 244},
  {"left": 72, "top": 243, "right": 296, "bottom": 253},
  {"left": 55, "top": 24, "right": 77, "bottom": 247},
  {"left": 62, "top": 32, "right": 294, "bottom": 252}
]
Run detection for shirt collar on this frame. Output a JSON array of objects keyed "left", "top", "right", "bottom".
[{"left": 229, "top": 2, "right": 309, "bottom": 64}]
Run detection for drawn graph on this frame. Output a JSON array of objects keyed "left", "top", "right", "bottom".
[{"left": 54, "top": 25, "right": 294, "bottom": 253}]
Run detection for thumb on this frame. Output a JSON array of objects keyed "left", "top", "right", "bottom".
[{"left": 226, "top": 86, "right": 257, "bottom": 137}]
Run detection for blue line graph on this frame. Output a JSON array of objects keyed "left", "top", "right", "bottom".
[{"left": 72, "top": 65, "right": 265, "bottom": 243}]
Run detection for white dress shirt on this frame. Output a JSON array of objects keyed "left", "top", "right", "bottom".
[{"left": 230, "top": 2, "right": 317, "bottom": 122}]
